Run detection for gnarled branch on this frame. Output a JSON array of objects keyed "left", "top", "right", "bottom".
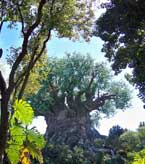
[{"left": 84, "top": 93, "right": 116, "bottom": 112}]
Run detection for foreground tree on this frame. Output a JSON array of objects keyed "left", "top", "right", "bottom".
[
  {"left": 95, "top": 0, "right": 145, "bottom": 103},
  {"left": 29, "top": 54, "right": 131, "bottom": 161},
  {"left": 0, "top": 0, "right": 96, "bottom": 163}
]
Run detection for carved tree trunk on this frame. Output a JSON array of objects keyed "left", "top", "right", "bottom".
[
  {"left": 44, "top": 108, "right": 101, "bottom": 150},
  {"left": 43, "top": 93, "right": 114, "bottom": 149},
  {"left": 43, "top": 93, "right": 115, "bottom": 154}
]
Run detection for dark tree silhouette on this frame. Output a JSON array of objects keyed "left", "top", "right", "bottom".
[{"left": 95, "top": 0, "right": 145, "bottom": 103}]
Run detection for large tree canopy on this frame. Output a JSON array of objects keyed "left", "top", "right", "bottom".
[
  {"left": 29, "top": 54, "right": 131, "bottom": 118},
  {"left": 1, "top": 0, "right": 95, "bottom": 40},
  {"left": 28, "top": 54, "right": 131, "bottom": 160},
  {"left": 0, "top": 0, "right": 96, "bottom": 162},
  {"left": 95, "top": 0, "right": 145, "bottom": 102}
]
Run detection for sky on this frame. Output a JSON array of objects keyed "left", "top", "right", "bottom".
[{"left": 1, "top": 2, "right": 145, "bottom": 135}]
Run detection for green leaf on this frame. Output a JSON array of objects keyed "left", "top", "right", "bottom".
[
  {"left": 13, "top": 99, "right": 34, "bottom": 125},
  {"left": 10, "top": 125, "right": 26, "bottom": 145},
  {"left": 27, "top": 143, "right": 43, "bottom": 163},
  {"left": 27, "top": 129, "right": 45, "bottom": 149},
  {"left": 6, "top": 144, "right": 20, "bottom": 164}
]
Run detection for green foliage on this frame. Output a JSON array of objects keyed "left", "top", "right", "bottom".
[
  {"left": 105, "top": 125, "right": 126, "bottom": 151},
  {"left": 12, "top": 52, "right": 49, "bottom": 100},
  {"left": 112, "top": 126, "right": 145, "bottom": 163},
  {"left": 13, "top": 99, "right": 34, "bottom": 125},
  {"left": 109, "top": 125, "right": 125, "bottom": 138},
  {"left": 95, "top": 0, "right": 145, "bottom": 102},
  {"left": 103, "top": 125, "right": 145, "bottom": 164},
  {"left": 132, "top": 149, "right": 145, "bottom": 164},
  {"left": 120, "top": 131, "right": 140, "bottom": 152},
  {"left": 95, "top": 138, "right": 105, "bottom": 148},
  {"left": 44, "top": 143, "right": 106, "bottom": 164},
  {"left": 6, "top": 99, "right": 45, "bottom": 164},
  {"left": 27, "top": 129, "right": 45, "bottom": 149},
  {"left": 29, "top": 54, "right": 131, "bottom": 119},
  {"left": 110, "top": 82, "right": 131, "bottom": 109},
  {"left": 2, "top": 0, "right": 95, "bottom": 40}
]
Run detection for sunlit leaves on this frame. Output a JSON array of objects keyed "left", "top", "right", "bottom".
[
  {"left": 13, "top": 99, "right": 34, "bottom": 125},
  {"left": 27, "top": 129, "right": 45, "bottom": 149},
  {"left": 6, "top": 144, "right": 20, "bottom": 164},
  {"left": 132, "top": 149, "right": 145, "bottom": 164},
  {"left": 120, "top": 131, "right": 140, "bottom": 152},
  {"left": 6, "top": 126, "right": 26, "bottom": 163},
  {"left": 9, "top": 126, "right": 26, "bottom": 145},
  {"left": 3, "top": 0, "right": 95, "bottom": 40},
  {"left": 6, "top": 99, "right": 45, "bottom": 164}
]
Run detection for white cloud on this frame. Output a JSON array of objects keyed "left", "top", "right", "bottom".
[
  {"left": 98, "top": 90, "right": 145, "bottom": 135},
  {"left": 30, "top": 116, "right": 47, "bottom": 134}
]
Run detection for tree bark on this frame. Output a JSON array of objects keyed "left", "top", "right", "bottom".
[
  {"left": 43, "top": 93, "right": 114, "bottom": 149},
  {"left": 0, "top": 95, "right": 9, "bottom": 164},
  {"left": 44, "top": 109, "right": 101, "bottom": 149},
  {"left": 0, "top": 70, "right": 10, "bottom": 164}
]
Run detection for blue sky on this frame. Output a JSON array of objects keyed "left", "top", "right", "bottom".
[
  {"left": 0, "top": 24, "right": 22, "bottom": 56},
  {"left": 48, "top": 35, "right": 106, "bottom": 61},
  {"left": 1, "top": 7, "right": 145, "bottom": 135}
]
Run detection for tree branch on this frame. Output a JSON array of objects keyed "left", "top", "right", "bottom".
[
  {"left": 8, "top": 0, "right": 46, "bottom": 94},
  {"left": 17, "top": 29, "right": 51, "bottom": 99},
  {"left": 32, "top": 29, "right": 51, "bottom": 64},
  {"left": 0, "top": 20, "right": 4, "bottom": 33},
  {"left": 18, "top": 72, "right": 30, "bottom": 99},
  {"left": 0, "top": 0, "right": 6, "bottom": 33},
  {"left": 27, "top": 0, "right": 46, "bottom": 36},
  {"left": 75, "top": 68, "right": 98, "bottom": 102},
  {"left": 84, "top": 93, "right": 116, "bottom": 111},
  {"left": 16, "top": 3, "right": 25, "bottom": 35}
]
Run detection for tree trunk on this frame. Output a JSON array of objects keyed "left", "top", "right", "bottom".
[
  {"left": 0, "top": 94, "right": 9, "bottom": 164},
  {"left": 44, "top": 109, "right": 101, "bottom": 149},
  {"left": 43, "top": 109, "right": 104, "bottom": 163}
]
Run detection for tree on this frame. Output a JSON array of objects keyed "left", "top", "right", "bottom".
[
  {"left": 120, "top": 131, "right": 140, "bottom": 153},
  {"left": 109, "top": 125, "right": 125, "bottom": 138},
  {"left": 115, "top": 126, "right": 145, "bottom": 164},
  {"left": 28, "top": 54, "right": 131, "bottom": 162},
  {"left": 0, "top": 0, "right": 95, "bottom": 163},
  {"left": 95, "top": 0, "right": 145, "bottom": 103},
  {"left": 106, "top": 125, "right": 126, "bottom": 151}
]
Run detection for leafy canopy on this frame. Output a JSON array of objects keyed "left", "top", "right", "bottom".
[
  {"left": 95, "top": 0, "right": 145, "bottom": 102},
  {"left": 29, "top": 54, "right": 131, "bottom": 120},
  {"left": 1, "top": 0, "right": 95, "bottom": 40}
]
